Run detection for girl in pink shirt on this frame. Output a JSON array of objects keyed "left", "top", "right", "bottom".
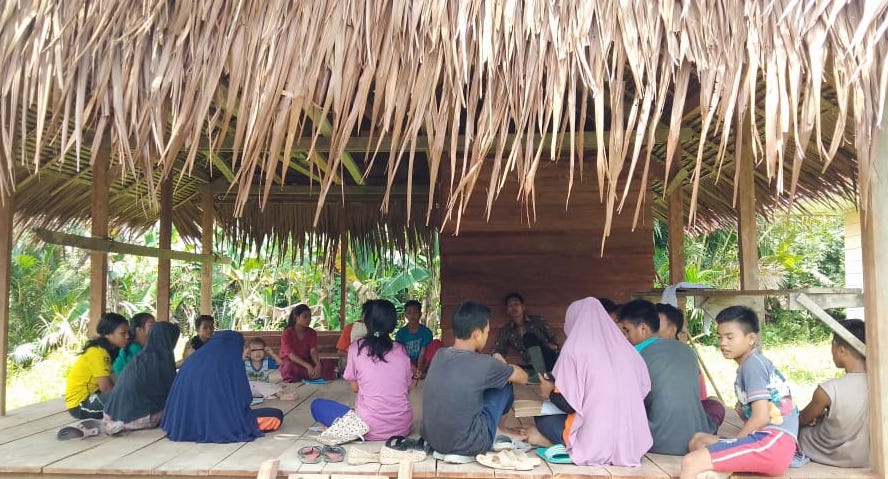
[{"left": 310, "top": 300, "right": 413, "bottom": 440}]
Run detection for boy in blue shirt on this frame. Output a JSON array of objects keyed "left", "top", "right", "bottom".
[
  {"left": 395, "top": 300, "right": 434, "bottom": 379},
  {"left": 681, "top": 306, "right": 798, "bottom": 478}
]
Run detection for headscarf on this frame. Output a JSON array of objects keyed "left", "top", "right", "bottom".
[
  {"left": 161, "top": 331, "right": 263, "bottom": 443},
  {"left": 552, "top": 297, "right": 652, "bottom": 466},
  {"left": 105, "top": 322, "right": 180, "bottom": 423}
]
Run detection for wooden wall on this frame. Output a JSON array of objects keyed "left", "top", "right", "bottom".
[{"left": 439, "top": 161, "right": 654, "bottom": 351}]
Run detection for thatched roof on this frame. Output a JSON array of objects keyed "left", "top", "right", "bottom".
[{"left": 2, "top": 1, "right": 886, "bottom": 250}]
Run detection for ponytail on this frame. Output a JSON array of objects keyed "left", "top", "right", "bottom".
[{"left": 357, "top": 300, "right": 398, "bottom": 362}]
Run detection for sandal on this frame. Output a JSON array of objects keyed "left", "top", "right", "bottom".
[
  {"left": 298, "top": 446, "right": 323, "bottom": 464},
  {"left": 321, "top": 445, "right": 346, "bottom": 463},
  {"left": 57, "top": 419, "right": 102, "bottom": 440},
  {"left": 475, "top": 451, "right": 533, "bottom": 471},
  {"left": 492, "top": 434, "right": 533, "bottom": 452},
  {"left": 536, "top": 444, "right": 572, "bottom": 464},
  {"left": 346, "top": 447, "right": 379, "bottom": 465},
  {"left": 379, "top": 437, "right": 427, "bottom": 465}
]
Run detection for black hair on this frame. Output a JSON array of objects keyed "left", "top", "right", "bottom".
[
  {"left": 598, "top": 298, "right": 620, "bottom": 314},
  {"left": 404, "top": 300, "right": 422, "bottom": 311},
  {"left": 287, "top": 304, "right": 311, "bottom": 328},
  {"left": 80, "top": 312, "right": 128, "bottom": 361},
  {"left": 714, "top": 305, "right": 760, "bottom": 334},
  {"left": 655, "top": 303, "right": 684, "bottom": 338},
  {"left": 504, "top": 292, "right": 524, "bottom": 305},
  {"left": 248, "top": 337, "right": 267, "bottom": 348},
  {"left": 194, "top": 314, "right": 214, "bottom": 330},
  {"left": 617, "top": 299, "right": 660, "bottom": 332},
  {"left": 453, "top": 301, "right": 491, "bottom": 339},
  {"left": 127, "top": 312, "right": 155, "bottom": 344},
  {"left": 360, "top": 301, "right": 372, "bottom": 320},
  {"left": 358, "top": 299, "right": 398, "bottom": 361},
  {"left": 834, "top": 319, "right": 866, "bottom": 358}
]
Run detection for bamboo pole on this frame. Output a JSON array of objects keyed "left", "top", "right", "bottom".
[
  {"left": 200, "top": 191, "right": 214, "bottom": 315},
  {"left": 339, "top": 205, "right": 347, "bottom": 328},
  {"left": 89, "top": 141, "right": 110, "bottom": 336},
  {"left": 862, "top": 107, "right": 888, "bottom": 477},
  {"left": 157, "top": 176, "right": 173, "bottom": 321},
  {"left": 0, "top": 188, "right": 13, "bottom": 415}
]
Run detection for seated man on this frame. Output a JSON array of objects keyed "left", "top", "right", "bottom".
[
  {"left": 656, "top": 303, "right": 725, "bottom": 428},
  {"left": 493, "top": 292, "right": 559, "bottom": 371},
  {"left": 617, "top": 299, "right": 716, "bottom": 455},
  {"left": 798, "top": 319, "right": 869, "bottom": 468},
  {"left": 395, "top": 300, "right": 434, "bottom": 379},
  {"left": 422, "top": 301, "right": 529, "bottom": 457}
]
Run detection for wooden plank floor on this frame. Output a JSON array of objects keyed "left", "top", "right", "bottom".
[{"left": 0, "top": 381, "right": 874, "bottom": 479}]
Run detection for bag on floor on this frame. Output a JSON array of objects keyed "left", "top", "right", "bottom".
[{"left": 318, "top": 409, "right": 369, "bottom": 445}]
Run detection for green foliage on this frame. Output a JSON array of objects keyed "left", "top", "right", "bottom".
[{"left": 655, "top": 213, "right": 846, "bottom": 347}]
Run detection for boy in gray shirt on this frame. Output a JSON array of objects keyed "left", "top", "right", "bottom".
[
  {"left": 421, "top": 301, "right": 528, "bottom": 456},
  {"left": 798, "top": 319, "right": 869, "bottom": 467}
]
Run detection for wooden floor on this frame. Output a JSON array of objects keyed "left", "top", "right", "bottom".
[{"left": 0, "top": 380, "right": 874, "bottom": 479}]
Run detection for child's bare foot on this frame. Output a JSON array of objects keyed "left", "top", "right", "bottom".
[
  {"left": 524, "top": 426, "right": 552, "bottom": 447},
  {"left": 497, "top": 425, "right": 528, "bottom": 441}
]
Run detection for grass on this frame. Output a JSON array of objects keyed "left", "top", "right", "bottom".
[{"left": 5, "top": 339, "right": 844, "bottom": 412}]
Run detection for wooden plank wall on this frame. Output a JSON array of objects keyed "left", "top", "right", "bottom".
[{"left": 439, "top": 160, "right": 654, "bottom": 349}]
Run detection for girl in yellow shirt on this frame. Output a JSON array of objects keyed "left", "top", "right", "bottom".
[{"left": 65, "top": 313, "right": 129, "bottom": 419}]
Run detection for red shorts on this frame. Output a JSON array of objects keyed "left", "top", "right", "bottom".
[{"left": 706, "top": 429, "right": 795, "bottom": 476}]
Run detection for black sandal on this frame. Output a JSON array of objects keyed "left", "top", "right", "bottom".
[{"left": 385, "top": 435, "right": 418, "bottom": 451}]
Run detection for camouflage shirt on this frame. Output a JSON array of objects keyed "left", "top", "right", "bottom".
[{"left": 493, "top": 315, "right": 556, "bottom": 364}]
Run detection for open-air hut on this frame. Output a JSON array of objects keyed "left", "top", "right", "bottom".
[{"left": 1, "top": 1, "right": 887, "bottom": 476}]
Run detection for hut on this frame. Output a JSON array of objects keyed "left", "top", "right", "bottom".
[{"left": 1, "top": 1, "right": 887, "bottom": 476}]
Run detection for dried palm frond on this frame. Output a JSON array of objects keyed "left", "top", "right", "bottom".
[{"left": 0, "top": 0, "right": 885, "bottom": 243}]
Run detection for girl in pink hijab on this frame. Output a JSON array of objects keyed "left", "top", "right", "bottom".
[{"left": 527, "top": 297, "right": 652, "bottom": 466}]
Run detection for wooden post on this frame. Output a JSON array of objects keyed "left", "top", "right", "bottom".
[
  {"left": 89, "top": 144, "right": 110, "bottom": 336},
  {"left": 200, "top": 191, "right": 214, "bottom": 315},
  {"left": 736, "top": 117, "right": 760, "bottom": 291},
  {"left": 667, "top": 184, "right": 686, "bottom": 285},
  {"left": 0, "top": 189, "right": 14, "bottom": 415},
  {"left": 861, "top": 108, "right": 888, "bottom": 477},
  {"left": 339, "top": 207, "right": 347, "bottom": 328},
  {"left": 157, "top": 176, "right": 172, "bottom": 321}
]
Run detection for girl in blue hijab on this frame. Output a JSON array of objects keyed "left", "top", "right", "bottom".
[{"left": 162, "top": 330, "right": 281, "bottom": 442}]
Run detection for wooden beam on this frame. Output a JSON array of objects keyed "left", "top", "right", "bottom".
[
  {"left": 35, "top": 229, "right": 230, "bottom": 264},
  {"left": 89, "top": 141, "right": 110, "bottom": 336},
  {"left": 862, "top": 107, "right": 888, "bottom": 478},
  {"left": 0, "top": 189, "right": 13, "bottom": 416},
  {"left": 736, "top": 115, "right": 760, "bottom": 290},
  {"left": 200, "top": 191, "right": 214, "bottom": 315},
  {"left": 668, "top": 184, "right": 686, "bottom": 285},
  {"left": 795, "top": 293, "right": 865, "bottom": 357},
  {"left": 157, "top": 177, "right": 173, "bottom": 321}
]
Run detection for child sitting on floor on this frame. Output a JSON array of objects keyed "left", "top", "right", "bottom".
[
  {"left": 681, "top": 306, "right": 798, "bottom": 478},
  {"left": 183, "top": 314, "right": 215, "bottom": 360},
  {"left": 421, "top": 300, "right": 529, "bottom": 457},
  {"left": 395, "top": 300, "right": 434, "bottom": 379},
  {"left": 244, "top": 337, "right": 297, "bottom": 401},
  {"left": 798, "top": 319, "right": 869, "bottom": 468}
]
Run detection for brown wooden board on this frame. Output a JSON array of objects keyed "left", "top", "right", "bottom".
[
  {"left": 0, "top": 410, "right": 73, "bottom": 445},
  {"left": 0, "top": 427, "right": 115, "bottom": 473},
  {"left": 644, "top": 454, "right": 681, "bottom": 478},
  {"left": 0, "top": 398, "right": 66, "bottom": 430},
  {"left": 43, "top": 428, "right": 167, "bottom": 474},
  {"left": 547, "top": 462, "right": 611, "bottom": 479},
  {"left": 607, "top": 457, "right": 669, "bottom": 479}
]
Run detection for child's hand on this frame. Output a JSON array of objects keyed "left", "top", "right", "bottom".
[
  {"left": 492, "top": 353, "right": 507, "bottom": 364},
  {"left": 538, "top": 374, "right": 555, "bottom": 397},
  {"left": 264, "top": 346, "right": 273, "bottom": 356}
]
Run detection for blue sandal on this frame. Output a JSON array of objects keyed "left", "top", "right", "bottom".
[{"left": 536, "top": 444, "right": 572, "bottom": 464}]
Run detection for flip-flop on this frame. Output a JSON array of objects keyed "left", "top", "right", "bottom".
[
  {"left": 302, "top": 378, "right": 329, "bottom": 385},
  {"left": 57, "top": 419, "right": 102, "bottom": 440},
  {"left": 298, "top": 445, "right": 323, "bottom": 464},
  {"left": 536, "top": 444, "right": 572, "bottom": 464},
  {"left": 321, "top": 445, "right": 346, "bottom": 463},
  {"left": 385, "top": 435, "right": 417, "bottom": 451},
  {"left": 492, "top": 434, "right": 533, "bottom": 452}
]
